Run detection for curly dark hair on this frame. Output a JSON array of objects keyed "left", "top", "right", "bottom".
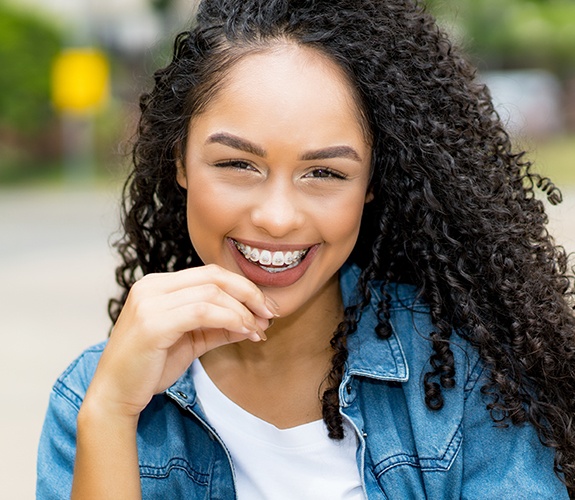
[{"left": 109, "top": 0, "right": 575, "bottom": 493}]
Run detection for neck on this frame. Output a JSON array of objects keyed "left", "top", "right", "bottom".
[
  {"left": 210, "top": 276, "right": 343, "bottom": 366},
  {"left": 201, "top": 273, "right": 343, "bottom": 375},
  {"left": 199, "top": 273, "right": 343, "bottom": 427}
]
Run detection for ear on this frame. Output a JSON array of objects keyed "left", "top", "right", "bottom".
[
  {"left": 175, "top": 144, "right": 188, "bottom": 189},
  {"left": 176, "top": 159, "right": 188, "bottom": 189},
  {"left": 364, "top": 187, "right": 374, "bottom": 203}
]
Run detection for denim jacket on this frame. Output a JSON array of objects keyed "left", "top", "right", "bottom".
[{"left": 37, "top": 264, "right": 567, "bottom": 499}]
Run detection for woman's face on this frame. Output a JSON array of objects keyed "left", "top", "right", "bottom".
[{"left": 177, "top": 45, "right": 372, "bottom": 317}]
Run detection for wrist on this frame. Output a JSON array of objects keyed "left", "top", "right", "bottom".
[
  {"left": 73, "top": 391, "right": 142, "bottom": 499},
  {"left": 79, "top": 387, "right": 142, "bottom": 431}
]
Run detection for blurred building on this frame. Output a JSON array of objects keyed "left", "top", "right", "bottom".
[
  {"left": 5, "top": 0, "right": 573, "bottom": 140},
  {"left": 481, "top": 70, "right": 565, "bottom": 139}
]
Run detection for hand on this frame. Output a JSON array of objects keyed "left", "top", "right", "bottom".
[{"left": 82, "top": 264, "right": 278, "bottom": 420}]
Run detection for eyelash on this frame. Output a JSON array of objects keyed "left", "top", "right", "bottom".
[
  {"left": 213, "top": 160, "right": 255, "bottom": 171},
  {"left": 212, "top": 161, "right": 347, "bottom": 181},
  {"left": 305, "top": 168, "right": 347, "bottom": 180}
]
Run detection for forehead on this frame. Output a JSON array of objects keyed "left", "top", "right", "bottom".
[
  {"left": 224, "top": 44, "right": 355, "bottom": 100},
  {"left": 189, "top": 44, "right": 369, "bottom": 147}
]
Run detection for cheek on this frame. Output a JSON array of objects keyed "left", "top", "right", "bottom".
[
  {"left": 184, "top": 177, "right": 247, "bottom": 250},
  {"left": 185, "top": 181, "right": 225, "bottom": 251},
  {"left": 319, "top": 191, "right": 366, "bottom": 247},
  {"left": 186, "top": 168, "right": 222, "bottom": 221}
]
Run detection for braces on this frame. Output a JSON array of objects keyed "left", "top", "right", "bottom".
[{"left": 234, "top": 240, "right": 309, "bottom": 270}]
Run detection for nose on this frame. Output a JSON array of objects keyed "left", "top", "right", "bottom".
[{"left": 250, "top": 179, "right": 306, "bottom": 238}]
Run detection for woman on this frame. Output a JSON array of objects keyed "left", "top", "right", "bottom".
[{"left": 38, "top": 0, "right": 575, "bottom": 498}]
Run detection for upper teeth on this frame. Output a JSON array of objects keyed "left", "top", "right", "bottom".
[{"left": 235, "top": 241, "right": 308, "bottom": 268}]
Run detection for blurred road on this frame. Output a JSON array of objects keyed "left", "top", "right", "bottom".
[
  {"left": 0, "top": 185, "right": 573, "bottom": 498},
  {"left": 0, "top": 186, "right": 121, "bottom": 499}
]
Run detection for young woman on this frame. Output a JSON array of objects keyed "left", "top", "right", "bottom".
[{"left": 37, "top": 0, "right": 575, "bottom": 498}]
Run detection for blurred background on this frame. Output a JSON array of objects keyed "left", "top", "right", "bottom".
[{"left": 0, "top": 0, "right": 574, "bottom": 497}]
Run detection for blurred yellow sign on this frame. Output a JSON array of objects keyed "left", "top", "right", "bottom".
[{"left": 51, "top": 48, "right": 110, "bottom": 113}]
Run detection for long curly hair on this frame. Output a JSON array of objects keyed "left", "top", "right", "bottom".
[{"left": 109, "top": 0, "right": 575, "bottom": 492}]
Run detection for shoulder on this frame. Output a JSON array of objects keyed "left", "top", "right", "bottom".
[
  {"left": 384, "top": 281, "right": 483, "bottom": 389},
  {"left": 341, "top": 270, "right": 567, "bottom": 497},
  {"left": 38, "top": 342, "right": 107, "bottom": 498},
  {"left": 340, "top": 263, "right": 482, "bottom": 389},
  {"left": 50, "top": 341, "right": 107, "bottom": 411}
]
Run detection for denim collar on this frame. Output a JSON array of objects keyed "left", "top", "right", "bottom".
[{"left": 339, "top": 263, "right": 409, "bottom": 383}]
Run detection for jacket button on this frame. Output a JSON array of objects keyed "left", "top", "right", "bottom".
[
  {"left": 177, "top": 391, "right": 188, "bottom": 399},
  {"left": 346, "top": 385, "right": 352, "bottom": 394}
]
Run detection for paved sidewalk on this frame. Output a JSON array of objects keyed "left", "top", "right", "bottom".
[
  {"left": 0, "top": 186, "right": 121, "bottom": 499},
  {"left": 0, "top": 185, "right": 572, "bottom": 498}
]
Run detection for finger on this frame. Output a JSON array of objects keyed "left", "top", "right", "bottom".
[
  {"left": 195, "top": 265, "right": 280, "bottom": 319},
  {"left": 157, "top": 283, "right": 260, "bottom": 330},
  {"left": 153, "top": 284, "right": 272, "bottom": 333},
  {"left": 150, "top": 302, "right": 265, "bottom": 347},
  {"left": 136, "top": 265, "right": 279, "bottom": 319}
]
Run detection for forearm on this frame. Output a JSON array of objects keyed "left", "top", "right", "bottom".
[
  {"left": 72, "top": 400, "right": 142, "bottom": 499},
  {"left": 68, "top": 265, "right": 275, "bottom": 498}
]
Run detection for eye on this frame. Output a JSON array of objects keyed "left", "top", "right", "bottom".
[
  {"left": 213, "top": 160, "right": 257, "bottom": 172},
  {"left": 305, "top": 168, "right": 347, "bottom": 180}
]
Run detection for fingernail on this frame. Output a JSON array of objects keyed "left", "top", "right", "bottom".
[
  {"left": 257, "top": 329, "right": 268, "bottom": 341},
  {"left": 265, "top": 296, "right": 280, "bottom": 317},
  {"left": 242, "top": 320, "right": 257, "bottom": 334},
  {"left": 241, "top": 325, "right": 256, "bottom": 335},
  {"left": 255, "top": 315, "right": 271, "bottom": 331},
  {"left": 248, "top": 332, "right": 262, "bottom": 342}
]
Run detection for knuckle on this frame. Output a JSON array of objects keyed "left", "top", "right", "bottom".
[
  {"left": 130, "top": 276, "right": 152, "bottom": 299},
  {"left": 129, "top": 281, "right": 144, "bottom": 299},
  {"left": 252, "top": 287, "right": 265, "bottom": 301},
  {"left": 138, "top": 272, "right": 158, "bottom": 285},
  {"left": 138, "top": 316, "right": 157, "bottom": 339},
  {"left": 191, "top": 302, "right": 209, "bottom": 321},
  {"left": 205, "top": 263, "right": 225, "bottom": 279},
  {"left": 201, "top": 283, "right": 221, "bottom": 300},
  {"left": 132, "top": 296, "right": 152, "bottom": 323}
]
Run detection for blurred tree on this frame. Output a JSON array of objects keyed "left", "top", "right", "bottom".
[
  {"left": 150, "top": 0, "right": 176, "bottom": 13},
  {"left": 427, "top": 0, "right": 575, "bottom": 75},
  {"left": 0, "top": 2, "right": 62, "bottom": 136}
]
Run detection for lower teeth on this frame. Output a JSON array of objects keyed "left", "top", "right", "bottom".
[{"left": 260, "top": 262, "right": 300, "bottom": 273}]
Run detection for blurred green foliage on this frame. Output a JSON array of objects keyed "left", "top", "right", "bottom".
[
  {"left": 0, "top": 1, "right": 62, "bottom": 135},
  {"left": 532, "top": 135, "right": 575, "bottom": 185},
  {"left": 150, "top": 0, "right": 177, "bottom": 14},
  {"left": 428, "top": 0, "right": 575, "bottom": 75},
  {"left": 1, "top": 0, "right": 572, "bottom": 185}
]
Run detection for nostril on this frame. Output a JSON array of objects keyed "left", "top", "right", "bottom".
[{"left": 250, "top": 203, "right": 305, "bottom": 236}]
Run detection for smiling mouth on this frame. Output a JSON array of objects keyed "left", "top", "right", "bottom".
[{"left": 233, "top": 240, "right": 311, "bottom": 273}]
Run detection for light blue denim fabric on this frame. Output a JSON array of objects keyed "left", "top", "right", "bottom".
[{"left": 37, "top": 264, "right": 568, "bottom": 499}]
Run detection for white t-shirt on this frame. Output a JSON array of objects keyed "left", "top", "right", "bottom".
[{"left": 192, "top": 360, "right": 366, "bottom": 500}]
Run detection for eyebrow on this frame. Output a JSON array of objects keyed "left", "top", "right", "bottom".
[
  {"left": 206, "top": 132, "right": 363, "bottom": 163},
  {"left": 300, "top": 145, "right": 362, "bottom": 162},
  {"left": 206, "top": 133, "right": 266, "bottom": 158}
]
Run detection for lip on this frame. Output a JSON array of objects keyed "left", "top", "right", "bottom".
[{"left": 226, "top": 238, "right": 319, "bottom": 288}]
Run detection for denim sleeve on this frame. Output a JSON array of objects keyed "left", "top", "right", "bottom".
[
  {"left": 461, "top": 364, "right": 568, "bottom": 499},
  {"left": 36, "top": 343, "right": 106, "bottom": 500}
]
